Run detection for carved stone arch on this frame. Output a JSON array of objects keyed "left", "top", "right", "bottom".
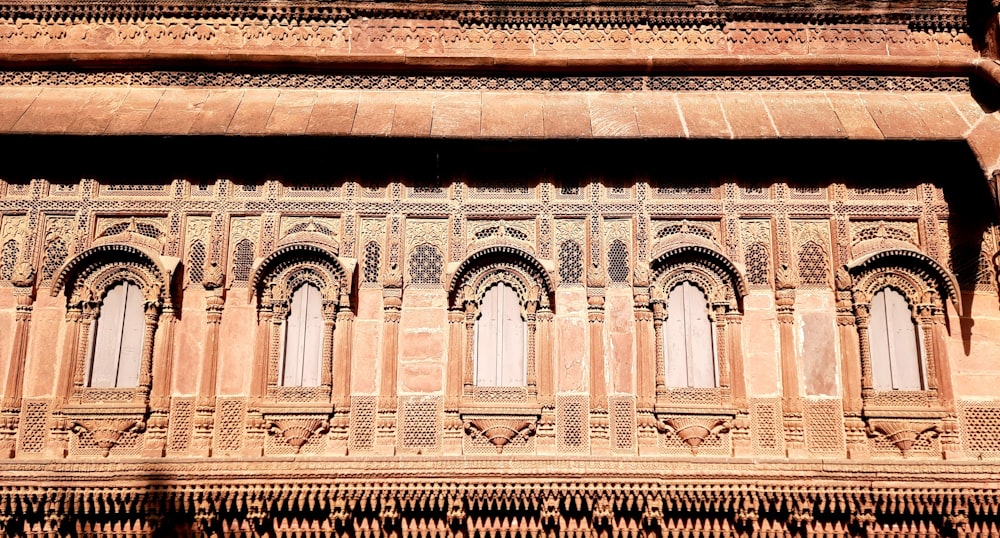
[
  {"left": 447, "top": 245, "right": 554, "bottom": 311},
  {"left": 446, "top": 245, "right": 556, "bottom": 416},
  {"left": 848, "top": 248, "right": 961, "bottom": 314},
  {"left": 51, "top": 243, "right": 178, "bottom": 307},
  {"left": 247, "top": 241, "right": 356, "bottom": 420},
  {"left": 647, "top": 241, "right": 748, "bottom": 417},
  {"left": 249, "top": 242, "right": 352, "bottom": 306},
  {"left": 847, "top": 247, "right": 959, "bottom": 420},
  {"left": 651, "top": 241, "right": 748, "bottom": 310}
]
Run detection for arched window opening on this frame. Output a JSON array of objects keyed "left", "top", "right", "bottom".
[
  {"left": 87, "top": 281, "right": 145, "bottom": 388},
  {"left": 280, "top": 283, "right": 324, "bottom": 387},
  {"left": 474, "top": 282, "right": 527, "bottom": 387},
  {"left": 869, "top": 287, "right": 924, "bottom": 390},
  {"left": 664, "top": 281, "right": 717, "bottom": 388}
]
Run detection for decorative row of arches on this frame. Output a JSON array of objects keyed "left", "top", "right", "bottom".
[{"left": 46, "top": 230, "right": 963, "bottom": 440}]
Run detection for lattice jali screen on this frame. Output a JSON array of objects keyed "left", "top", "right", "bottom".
[
  {"left": 798, "top": 241, "right": 829, "bottom": 287},
  {"left": 557, "top": 240, "right": 583, "bottom": 285},
  {"left": 745, "top": 242, "right": 771, "bottom": 288},
  {"left": 657, "top": 416, "right": 730, "bottom": 456},
  {"left": 362, "top": 241, "right": 381, "bottom": 286},
  {"left": 804, "top": 399, "right": 845, "bottom": 457},
  {"left": 959, "top": 401, "right": 1000, "bottom": 459},
  {"left": 750, "top": 398, "right": 784, "bottom": 458},
  {"left": 348, "top": 396, "right": 377, "bottom": 454},
  {"left": 609, "top": 396, "right": 636, "bottom": 453},
  {"left": 408, "top": 244, "right": 443, "bottom": 288},
  {"left": 214, "top": 398, "right": 246, "bottom": 455},
  {"left": 398, "top": 396, "right": 442, "bottom": 453},
  {"left": 556, "top": 395, "right": 590, "bottom": 453},
  {"left": 167, "top": 397, "right": 193, "bottom": 454},
  {"left": 18, "top": 401, "right": 48, "bottom": 454},
  {"left": 41, "top": 237, "right": 68, "bottom": 284},
  {"left": 607, "top": 240, "right": 630, "bottom": 285}
]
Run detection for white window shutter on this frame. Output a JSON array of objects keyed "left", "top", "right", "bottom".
[
  {"left": 665, "top": 282, "right": 717, "bottom": 388},
  {"left": 88, "top": 282, "right": 144, "bottom": 388},
  {"left": 282, "top": 284, "right": 324, "bottom": 387}
]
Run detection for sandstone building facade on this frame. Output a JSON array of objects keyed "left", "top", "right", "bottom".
[{"left": 3, "top": 0, "right": 1000, "bottom": 536}]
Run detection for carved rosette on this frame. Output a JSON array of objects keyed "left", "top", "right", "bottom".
[
  {"left": 267, "top": 417, "right": 329, "bottom": 453},
  {"left": 71, "top": 418, "right": 145, "bottom": 457},
  {"left": 464, "top": 417, "right": 537, "bottom": 453},
  {"left": 660, "top": 416, "right": 730, "bottom": 454},
  {"left": 866, "top": 420, "right": 941, "bottom": 456}
]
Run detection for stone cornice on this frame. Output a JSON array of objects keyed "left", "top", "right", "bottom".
[{"left": 0, "top": 0, "right": 969, "bottom": 30}]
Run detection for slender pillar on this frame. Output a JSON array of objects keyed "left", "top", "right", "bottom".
[
  {"left": 0, "top": 265, "right": 35, "bottom": 458},
  {"left": 835, "top": 268, "right": 866, "bottom": 459},
  {"left": 376, "top": 286, "right": 401, "bottom": 455},
  {"left": 143, "top": 301, "right": 174, "bottom": 457},
  {"left": 192, "top": 270, "right": 225, "bottom": 456},
  {"left": 775, "top": 264, "right": 804, "bottom": 457},
  {"left": 633, "top": 285, "right": 655, "bottom": 412}
]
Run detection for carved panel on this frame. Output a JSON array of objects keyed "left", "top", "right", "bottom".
[
  {"left": 750, "top": 398, "right": 784, "bottom": 458},
  {"left": 398, "top": 396, "right": 442, "bottom": 453},
  {"left": 348, "top": 395, "right": 377, "bottom": 454},
  {"left": 168, "top": 397, "right": 194, "bottom": 454},
  {"left": 214, "top": 398, "right": 246, "bottom": 455},
  {"left": 804, "top": 399, "right": 845, "bottom": 457},
  {"left": 556, "top": 395, "right": 589, "bottom": 453}
]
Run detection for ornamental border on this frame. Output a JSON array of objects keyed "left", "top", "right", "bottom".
[{"left": 0, "top": 71, "right": 971, "bottom": 92}]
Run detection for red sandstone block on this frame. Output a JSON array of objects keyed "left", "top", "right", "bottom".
[
  {"left": 763, "top": 93, "right": 845, "bottom": 138},
  {"left": 391, "top": 91, "right": 435, "bottom": 137},
  {"left": 103, "top": 88, "right": 163, "bottom": 134},
  {"left": 431, "top": 92, "right": 481, "bottom": 137},
  {"left": 0, "top": 87, "right": 41, "bottom": 132},
  {"left": 588, "top": 93, "right": 639, "bottom": 138},
  {"left": 825, "top": 93, "right": 883, "bottom": 139},
  {"left": 946, "top": 94, "right": 988, "bottom": 129},
  {"left": 675, "top": 93, "right": 731, "bottom": 138},
  {"left": 351, "top": 91, "right": 396, "bottom": 136},
  {"left": 718, "top": 93, "right": 775, "bottom": 139},
  {"left": 228, "top": 88, "right": 280, "bottom": 135},
  {"left": 633, "top": 93, "right": 685, "bottom": 138},
  {"left": 542, "top": 93, "right": 591, "bottom": 138},
  {"left": 306, "top": 91, "right": 359, "bottom": 135},
  {"left": 902, "top": 94, "right": 970, "bottom": 140},
  {"left": 861, "top": 93, "right": 931, "bottom": 139},
  {"left": 265, "top": 90, "right": 317, "bottom": 135},
  {"left": 64, "top": 87, "right": 130, "bottom": 134},
  {"left": 481, "top": 93, "right": 544, "bottom": 138},
  {"left": 965, "top": 114, "right": 1000, "bottom": 172},
  {"left": 144, "top": 88, "right": 210, "bottom": 135},
  {"left": 13, "top": 87, "right": 91, "bottom": 133},
  {"left": 190, "top": 89, "right": 244, "bottom": 135}
]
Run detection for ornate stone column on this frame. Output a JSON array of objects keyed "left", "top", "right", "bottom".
[
  {"left": 330, "top": 295, "right": 354, "bottom": 455},
  {"left": 192, "top": 264, "right": 224, "bottom": 456},
  {"left": 143, "top": 300, "right": 174, "bottom": 457},
  {"left": 376, "top": 262, "right": 402, "bottom": 456},
  {"left": 443, "top": 306, "right": 466, "bottom": 455},
  {"left": 776, "top": 264, "right": 805, "bottom": 457},
  {"left": 0, "top": 263, "right": 35, "bottom": 458},
  {"left": 587, "top": 261, "right": 609, "bottom": 454},
  {"left": 835, "top": 267, "right": 866, "bottom": 459},
  {"left": 535, "top": 304, "right": 556, "bottom": 454}
]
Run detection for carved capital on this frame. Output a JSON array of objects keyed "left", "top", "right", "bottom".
[
  {"left": 71, "top": 418, "right": 145, "bottom": 457},
  {"left": 266, "top": 417, "right": 329, "bottom": 453}
]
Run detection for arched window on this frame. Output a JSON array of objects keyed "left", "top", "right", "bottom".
[
  {"left": 87, "top": 281, "right": 145, "bottom": 388},
  {"left": 281, "top": 283, "right": 324, "bottom": 387},
  {"left": 664, "top": 281, "right": 717, "bottom": 388},
  {"left": 474, "top": 283, "right": 526, "bottom": 387},
  {"left": 868, "top": 287, "right": 924, "bottom": 391}
]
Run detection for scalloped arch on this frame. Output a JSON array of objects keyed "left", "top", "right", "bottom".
[
  {"left": 848, "top": 248, "right": 962, "bottom": 313},
  {"left": 651, "top": 241, "right": 749, "bottom": 299},
  {"left": 448, "top": 245, "right": 554, "bottom": 309},
  {"left": 50, "top": 242, "right": 177, "bottom": 302},
  {"left": 249, "top": 242, "right": 349, "bottom": 301}
]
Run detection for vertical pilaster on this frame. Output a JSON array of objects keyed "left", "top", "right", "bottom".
[{"left": 0, "top": 267, "right": 35, "bottom": 457}]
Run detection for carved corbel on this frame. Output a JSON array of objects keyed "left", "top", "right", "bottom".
[
  {"left": 641, "top": 495, "right": 663, "bottom": 529},
  {"left": 540, "top": 495, "right": 561, "bottom": 530},
  {"left": 865, "top": 420, "right": 941, "bottom": 456},
  {"left": 659, "top": 416, "right": 730, "bottom": 455},
  {"left": 591, "top": 495, "right": 614, "bottom": 529},
  {"left": 266, "top": 417, "right": 329, "bottom": 454},
  {"left": 71, "top": 418, "right": 145, "bottom": 457},
  {"left": 447, "top": 494, "right": 466, "bottom": 529},
  {"left": 329, "top": 497, "right": 352, "bottom": 530},
  {"left": 380, "top": 497, "right": 400, "bottom": 531},
  {"left": 246, "top": 496, "right": 272, "bottom": 537},
  {"left": 786, "top": 500, "right": 813, "bottom": 534},
  {"left": 464, "top": 417, "right": 536, "bottom": 454},
  {"left": 849, "top": 503, "right": 877, "bottom": 537},
  {"left": 194, "top": 499, "right": 220, "bottom": 538}
]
